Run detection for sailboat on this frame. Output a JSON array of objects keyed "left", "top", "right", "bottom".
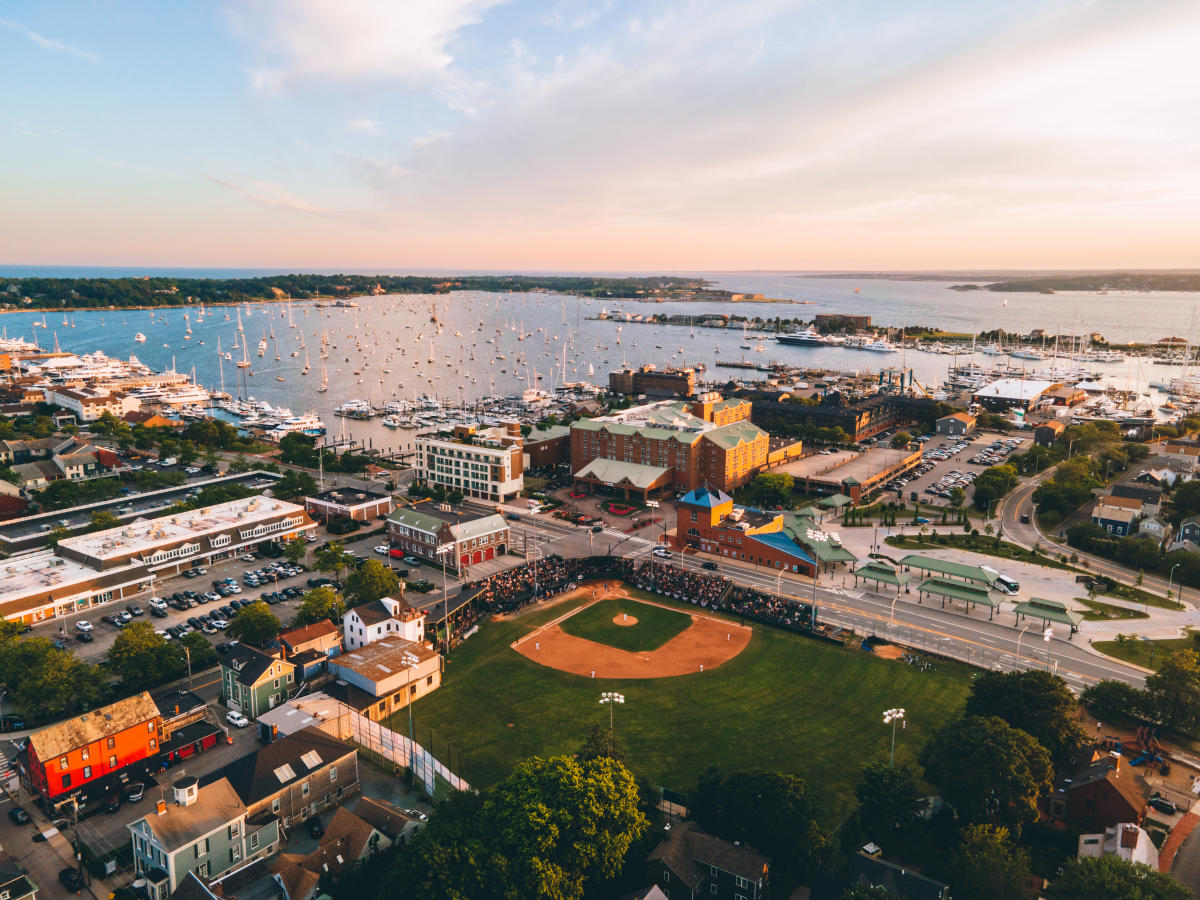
[{"left": 318, "top": 358, "right": 328, "bottom": 392}]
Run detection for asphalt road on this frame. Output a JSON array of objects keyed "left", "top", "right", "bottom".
[
  {"left": 998, "top": 468, "right": 1195, "bottom": 607},
  {"left": 477, "top": 499, "right": 1149, "bottom": 690}
]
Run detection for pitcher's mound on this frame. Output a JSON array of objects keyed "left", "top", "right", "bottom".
[
  {"left": 613, "top": 615, "right": 639, "bottom": 627},
  {"left": 514, "top": 593, "right": 751, "bottom": 679}
]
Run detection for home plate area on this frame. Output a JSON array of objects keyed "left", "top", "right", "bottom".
[{"left": 512, "top": 582, "right": 751, "bottom": 679}]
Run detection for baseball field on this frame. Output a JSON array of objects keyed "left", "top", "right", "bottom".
[{"left": 393, "top": 583, "right": 974, "bottom": 803}]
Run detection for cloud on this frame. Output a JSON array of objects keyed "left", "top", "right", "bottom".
[
  {"left": 0, "top": 17, "right": 99, "bottom": 62},
  {"left": 205, "top": 175, "right": 345, "bottom": 219},
  {"left": 345, "top": 118, "right": 380, "bottom": 135},
  {"left": 336, "top": 154, "right": 409, "bottom": 190},
  {"left": 224, "top": 0, "right": 504, "bottom": 90}
]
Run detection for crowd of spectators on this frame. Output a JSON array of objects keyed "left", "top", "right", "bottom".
[
  {"left": 719, "top": 586, "right": 815, "bottom": 631},
  {"left": 627, "top": 560, "right": 730, "bottom": 606},
  {"left": 475, "top": 555, "right": 573, "bottom": 613}
]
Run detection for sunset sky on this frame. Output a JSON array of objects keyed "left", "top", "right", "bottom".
[{"left": 3, "top": 0, "right": 1198, "bottom": 271}]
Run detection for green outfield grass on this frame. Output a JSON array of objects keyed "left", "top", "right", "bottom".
[
  {"left": 559, "top": 597, "right": 692, "bottom": 652},
  {"left": 395, "top": 586, "right": 974, "bottom": 805}
]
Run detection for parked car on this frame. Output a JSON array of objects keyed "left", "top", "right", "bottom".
[
  {"left": 59, "top": 867, "right": 84, "bottom": 893},
  {"left": 403, "top": 556, "right": 422, "bottom": 567},
  {"left": 76, "top": 631, "right": 94, "bottom": 643},
  {"left": 701, "top": 561, "right": 719, "bottom": 571},
  {"left": 8, "top": 806, "right": 30, "bottom": 825},
  {"left": 124, "top": 782, "right": 145, "bottom": 803},
  {"left": 126, "top": 603, "right": 144, "bottom": 616},
  {"left": 0, "top": 714, "right": 27, "bottom": 732},
  {"left": 226, "top": 710, "right": 250, "bottom": 728},
  {"left": 75, "top": 620, "right": 93, "bottom": 632},
  {"left": 150, "top": 607, "right": 168, "bottom": 619},
  {"left": 652, "top": 547, "right": 672, "bottom": 558},
  {"left": 306, "top": 817, "right": 325, "bottom": 838},
  {"left": 103, "top": 794, "right": 122, "bottom": 814},
  {"left": 1149, "top": 796, "right": 1177, "bottom": 815},
  {"left": 373, "top": 545, "right": 390, "bottom": 555},
  {"left": 403, "top": 808, "right": 429, "bottom": 822}
]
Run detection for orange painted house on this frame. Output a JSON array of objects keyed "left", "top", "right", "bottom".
[{"left": 20, "top": 692, "right": 162, "bottom": 806}]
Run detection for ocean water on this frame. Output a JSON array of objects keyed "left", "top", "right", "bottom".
[{"left": 3, "top": 282, "right": 1188, "bottom": 454}]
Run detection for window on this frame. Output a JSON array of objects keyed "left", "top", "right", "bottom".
[
  {"left": 329, "top": 765, "right": 337, "bottom": 782},
  {"left": 81, "top": 748, "right": 89, "bottom": 760},
  {"left": 250, "top": 832, "right": 259, "bottom": 850},
  {"left": 109, "top": 755, "right": 117, "bottom": 768},
  {"left": 61, "top": 774, "right": 71, "bottom": 788},
  {"left": 301, "top": 781, "right": 310, "bottom": 797},
  {"left": 272, "top": 798, "right": 281, "bottom": 813},
  {"left": 273, "top": 679, "right": 280, "bottom": 689},
  {"left": 83, "top": 766, "right": 92, "bottom": 779},
  {"left": 59, "top": 756, "right": 68, "bottom": 770},
  {"left": 427, "top": 675, "right": 433, "bottom": 686},
  {"left": 107, "top": 737, "right": 116, "bottom": 750},
  {"left": 196, "top": 862, "right": 209, "bottom": 878},
  {"left": 662, "top": 871, "right": 670, "bottom": 884},
  {"left": 149, "top": 738, "right": 156, "bottom": 751},
  {"left": 229, "top": 823, "right": 240, "bottom": 839},
  {"left": 147, "top": 721, "right": 155, "bottom": 733},
  {"left": 230, "top": 845, "right": 241, "bottom": 863},
  {"left": 735, "top": 876, "right": 749, "bottom": 888},
  {"left": 711, "top": 886, "right": 719, "bottom": 896},
  {"left": 410, "top": 685, "right": 417, "bottom": 695},
  {"left": 711, "top": 866, "right": 719, "bottom": 877}
]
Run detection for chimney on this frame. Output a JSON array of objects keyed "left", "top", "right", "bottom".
[
  {"left": 155, "top": 798, "right": 167, "bottom": 816},
  {"left": 173, "top": 776, "right": 199, "bottom": 807}
]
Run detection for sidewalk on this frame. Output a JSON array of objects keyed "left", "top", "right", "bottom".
[{"left": 1160, "top": 811, "right": 1199, "bottom": 872}]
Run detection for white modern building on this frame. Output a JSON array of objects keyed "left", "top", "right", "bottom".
[
  {"left": 41, "top": 386, "right": 140, "bottom": 422},
  {"left": 415, "top": 423, "right": 524, "bottom": 502},
  {"left": 1078, "top": 823, "right": 1156, "bottom": 868}
]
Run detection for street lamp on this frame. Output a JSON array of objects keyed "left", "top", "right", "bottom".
[
  {"left": 1168, "top": 563, "right": 1181, "bottom": 606},
  {"left": 1015, "top": 623, "right": 1031, "bottom": 658},
  {"left": 883, "top": 708, "right": 905, "bottom": 766},
  {"left": 1042, "top": 625, "right": 1054, "bottom": 671},
  {"left": 599, "top": 691, "right": 625, "bottom": 731}
]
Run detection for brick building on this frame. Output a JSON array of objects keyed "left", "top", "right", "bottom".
[
  {"left": 814, "top": 313, "right": 871, "bottom": 330},
  {"left": 303, "top": 487, "right": 393, "bottom": 522},
  {"left": 608, "top": 365, "right": 698, "bottom": 399},
  {"left": 387, "top": 505, "right": 509, "bottom": 574},
  {"left": 19, "top": 692, "right": 161, "bottom": 808},
  {"left": 570, "top": 396, "right": 768, "bottom": 499}
]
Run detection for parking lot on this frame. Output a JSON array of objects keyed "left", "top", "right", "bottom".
[
  {"left": 35, "top": 541, "right": 330, "bottom": 663},
  {"left": 880, "top": 431, "right": 1032, "bottom": 510}
]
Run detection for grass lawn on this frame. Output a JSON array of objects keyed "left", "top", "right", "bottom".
[
  {"left": 396, "top": 588, "right": 974, "bottom": 806},
  {"left": 1077, "top": 598, "right": 1149, "bottom": 621},
  {"left": 559, "top": 598, "right": 692, "bottom": 652},
  {"left": 1093, "top": 636, "right": 1194, "bottom": 670}
]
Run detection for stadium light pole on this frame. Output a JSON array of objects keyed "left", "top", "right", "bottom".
[
  {"left": 1015, "top": 623, "right": 1031, "bottom": 659},
  {"left": 883, "top": 708, "right": 905, "bottom": 766},
  {"left": 599, "top": 692, "right": 625, "bottom": 731}
]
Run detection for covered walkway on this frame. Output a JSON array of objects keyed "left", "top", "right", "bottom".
[
  {"left": 853, "top": 559, "right": 910, "bottom": 593},
  {"left": 1013, "top": 597, "right": 1083, "bottom": 634},
  {"left": 898, "top": 554, "right": 997, "bottom": 588},
  {"left": 917, "top": 577, "right": 1002, "bottom": 620}
]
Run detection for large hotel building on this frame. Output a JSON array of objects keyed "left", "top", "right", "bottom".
[
  {"left": 0, "top": 497, "right": 316, "bottom": 625},
  {"left": 569, "top": 395, "right": 770, "bottom": 500}
]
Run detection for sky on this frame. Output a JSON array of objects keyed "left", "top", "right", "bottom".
[{"left": 2, "top": 0, "right": 1199, "bottom": 272}]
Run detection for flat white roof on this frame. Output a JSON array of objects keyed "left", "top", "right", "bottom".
[
  {"left": 974, "top": 378, "right": 1055, "bottom": 401},
  {"left": 59, "top": 496, "right": 307, "bottom": 561},
  {"left": 0, "top": 549, "right": 136, "bottom": 605}
]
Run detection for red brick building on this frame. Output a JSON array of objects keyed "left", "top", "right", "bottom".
[
  {"left": 673, "top": 486, "right": 817, "bottom": 576},
  {"left": 1053, "top": 755, "right": 1148, "bottom": 832},
  {"left": 570, "top": 397, "right": 768, "bottom": 499},
  {"left": 19, "top": 692, "right": 162, "bottom": 808}
]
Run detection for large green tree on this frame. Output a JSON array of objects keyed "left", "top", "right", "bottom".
[
  {"left": 108, "top": 622, "right": 186, "bottom": 685},
  {"left": 1144, "top": 650, "right": 1200, "bottom": 735},
  {"left": 314, "top": 540, "right": 354, "bottom": 580},
  {"left": 965, "top": 670, "right": 1087, "bottom": 764},
  {"left": 1045, "top": 855, "right": 1190, "bottom": 900},
  {"left": 944, "top": 825, "right": 1031, "bottom": 900},
  {"left": 918, "top": 716, "right": 1052, "bottom": 828},
  {"left": 272, "top": 469, "right": 319, "bottom": 502},
  {"left": 284, "top": 537, "right": 308, "bottom": 566},
  {"left": 345, "top": 559, "right": 400, "bottom": 606},
  {"left": 0, "top": 638, "right": 104, "bottom": 720},
  {"left": 854, "top": 761, "right": 923, "bottom": 836},
  {"left": 972, "top": 464, "right": 1019, "bottom": 512},
  {"left": 483, "top": 755, "right": 647, "bottom": 898},
  {"left": 291, "top": 586, "right": 347, "bottom": 628},
  {"left": 576, "top": 723, "right": 625, "bottom": 764},
  {"left": 226, "top": 601, "right": 281, "bottom": 647},
  {"left": 691, "top": 768, "right": 827, "bottom": 879}
]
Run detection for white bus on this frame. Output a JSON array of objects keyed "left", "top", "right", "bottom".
[{"left": 981, "top": 565, "right": 1019, "bottom": 595}]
